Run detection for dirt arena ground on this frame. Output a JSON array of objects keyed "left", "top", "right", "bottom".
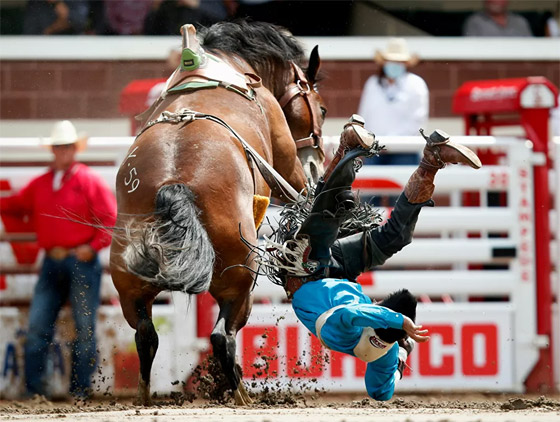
[{"left": 2, "top": 392, "right": 559, "bottom": 422}]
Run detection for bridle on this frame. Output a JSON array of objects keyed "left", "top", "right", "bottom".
[{"left": 278, "top": 62, "right": 324, "bottom": 159}]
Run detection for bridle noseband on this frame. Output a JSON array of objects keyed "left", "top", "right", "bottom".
[{"left": 278, "top": 62, "right": 324, "bottom": 159}]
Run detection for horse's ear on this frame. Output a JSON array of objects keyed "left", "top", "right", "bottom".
[{"left": 306, "top": 45, "right": 321, "bottom": 83}]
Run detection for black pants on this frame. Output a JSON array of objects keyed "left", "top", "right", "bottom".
[{"left": 330, "top": 192, "right": 433, "bottom": 281}]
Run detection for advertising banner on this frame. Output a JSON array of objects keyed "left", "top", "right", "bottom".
[{"left": 237, "top": 303, "right": 514, "bottom": 393}]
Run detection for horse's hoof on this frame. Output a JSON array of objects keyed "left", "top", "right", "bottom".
[
  {"left": 135, "top": 379, "right": 152, "bottom": 406},
  {"left": 133, "top": 396, "right": 152, "bottom": 406},
  {"left": 234, "top": 383, "right": 253, "bottom": 406}
]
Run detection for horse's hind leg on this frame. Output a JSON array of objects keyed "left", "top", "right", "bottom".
[
  {"left": 210, "top": 295, "right": 253, "bottom": 405},
  {"left": 118, "top": 292, "right": 159, "bottom": 406},
  {"left": 134, "top": 300, "right": 159, "bottom": 405}
]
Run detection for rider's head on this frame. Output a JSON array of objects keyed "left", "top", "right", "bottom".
[{"left": 375, "top": 289, "right": 417, "bottom": 343}]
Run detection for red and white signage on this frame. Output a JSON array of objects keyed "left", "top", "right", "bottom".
[
  {"left": 237, "top": 303, "right": 514, "bottom": 392},
  {"left": 0, "top": 302, "right": 199, "bottom": 399},
  {"left": 453, "top": 77, "right": 557, "bottom": 114},
  {"left": 1, "top": 135, "right": 554, "bottom": 393}
]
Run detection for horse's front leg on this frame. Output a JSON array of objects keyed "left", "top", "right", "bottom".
[{"left": 210, "top": 293, "right": 254, "bottom": 405}]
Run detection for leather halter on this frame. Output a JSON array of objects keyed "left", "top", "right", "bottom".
[{"left": 278, "top": 62, "right": 324, "bottom": 159}]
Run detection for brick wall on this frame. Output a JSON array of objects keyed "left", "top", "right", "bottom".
[
  {"left": 319, "top": 60, "right": 560, "bottom": 118},
  {"left": 1, "top": 60, "right": 558, "bottom": 120}
]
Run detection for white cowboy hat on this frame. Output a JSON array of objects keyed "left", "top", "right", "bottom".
[
  {"left": 41, "top": 120, "right": 88, "bottom": 151},
  {"left": 375, "top": 38, "right": 419, "bottom": 66}
]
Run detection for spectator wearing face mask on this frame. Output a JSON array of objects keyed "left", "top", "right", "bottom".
[{"left": 357, "top": 38, "right": 429, "bottom": 166}]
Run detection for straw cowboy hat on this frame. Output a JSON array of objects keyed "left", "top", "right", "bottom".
[
  {"left": 374, "top": 38, "right": 419, "bottom": 67},
  {"left": 41, "top": 120, "right": 88, "bottom": 151}
]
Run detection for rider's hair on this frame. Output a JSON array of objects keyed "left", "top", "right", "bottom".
[{"left": 375, "top": 289, "right": 417, "bottom": 343}]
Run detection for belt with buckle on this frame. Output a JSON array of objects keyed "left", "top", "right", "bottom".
[{"left": 47, "top": 247, "right": 75, "bottom": 261}]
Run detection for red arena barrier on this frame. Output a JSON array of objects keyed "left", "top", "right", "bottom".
[{"left": 453, "top": 77, "right": 558, "bottom": 392}]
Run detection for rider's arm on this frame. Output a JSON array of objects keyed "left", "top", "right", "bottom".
[
  {"left": 333, "top": 303, "right": 404, "bottom": 330},
  {"left": 364, "top": 343, "right": 400, "bottom": 401}
]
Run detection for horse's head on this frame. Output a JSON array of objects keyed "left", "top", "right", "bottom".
[
  {"left": 279, "top": 46, "right": 327, "bottom": 185},
  {"left": 198, "top": 21, "right": 327, "bottom": 184}
]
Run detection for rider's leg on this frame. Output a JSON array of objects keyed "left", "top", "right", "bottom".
[
  {"left": 331, "top": 129, "right": 481, "bottom": 280},
  {"left": 294, "top": 118, "right": 375, "bottom": 269},
  {"left": 319, "top": 114, "right": 374, "bottom": 187}
]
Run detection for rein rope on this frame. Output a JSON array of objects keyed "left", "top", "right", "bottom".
[{"left": 140, "top": 108, "right": 303, "bottom": 203}]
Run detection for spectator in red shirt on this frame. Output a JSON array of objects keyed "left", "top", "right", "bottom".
[{"left": 0, "top": 120, "right": 117, "bottom": 400}]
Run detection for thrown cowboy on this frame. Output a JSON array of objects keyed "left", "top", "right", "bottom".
[{"left": 260, "top": 115, "right": 481, "bottom": 401}]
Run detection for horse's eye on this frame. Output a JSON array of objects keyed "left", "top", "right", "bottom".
[{"left": 320, "top": 107, "right": 327, "bottom": 119}]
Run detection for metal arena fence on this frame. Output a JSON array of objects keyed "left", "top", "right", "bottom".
[{"left": 0, "top": 135, "right": 558, "bottom": 396}]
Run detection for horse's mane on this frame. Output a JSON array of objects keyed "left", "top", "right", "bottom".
[{"left": 198, "top": 20, "right": 305, "bottom": 96}]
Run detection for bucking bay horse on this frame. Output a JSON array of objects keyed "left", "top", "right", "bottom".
[{"left": 110, "top": 21, "right": 326, "bottom": 405}]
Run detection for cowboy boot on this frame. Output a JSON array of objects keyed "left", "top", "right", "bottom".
[
  {"left": 405, "top": 129, "right": 482, "bottom": 203},
  {"left": 330, "top": 130, "right": 482, "bottom": 280},
  {"left": 321, "top": 114, "right": 376, "bottom": 183}
]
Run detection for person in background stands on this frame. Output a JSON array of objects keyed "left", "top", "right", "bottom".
[
  {"left": 545, "top": 2, "right": 560, "bottom": 37},
  {"left": 100, "top": 0, "right": 153, "bottom": 35},
  {"left": 23, "top": 0, "right": 89, "bottom": 35},
  {"left": 144, "top": 0, "right": 231, "bottom": 35},
  {"left": 463, "top": 0, "right": 533, "bottom": 37},
  {"left": 357, "top": 38, "right": 429, "bottom": 166},
  {"left": 0, "top": 121, "right": 117, "bottom": 399}
]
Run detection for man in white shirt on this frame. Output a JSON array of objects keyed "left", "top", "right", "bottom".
[{"left": 357, "top": 38, "right": 429, "bottom": 165}]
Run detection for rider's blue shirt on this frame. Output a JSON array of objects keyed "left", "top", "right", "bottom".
[{"left": 291, "top": 278, "right": 404, "bottom": 401}]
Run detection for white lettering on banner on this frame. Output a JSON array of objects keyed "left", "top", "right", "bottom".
[
  {"left": 470, "top": 86, "right": 518, "bottom": 102},
  {"left": 518, "top": 167, "right": 534, "bottom": 283},
  {"left": 238, "top": 305, "right": 513, "bottom": 391},
  {"left": 489, "top": 171, "right": 509, "bottom": 189}
]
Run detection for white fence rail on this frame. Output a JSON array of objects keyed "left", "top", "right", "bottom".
[{"left": 0, "top": 135, "right": 557, "bottom": 394}]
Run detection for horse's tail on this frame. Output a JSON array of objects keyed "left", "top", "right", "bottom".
[{"left": 123, "top": 184, "right": 214, "bottom": 294}]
